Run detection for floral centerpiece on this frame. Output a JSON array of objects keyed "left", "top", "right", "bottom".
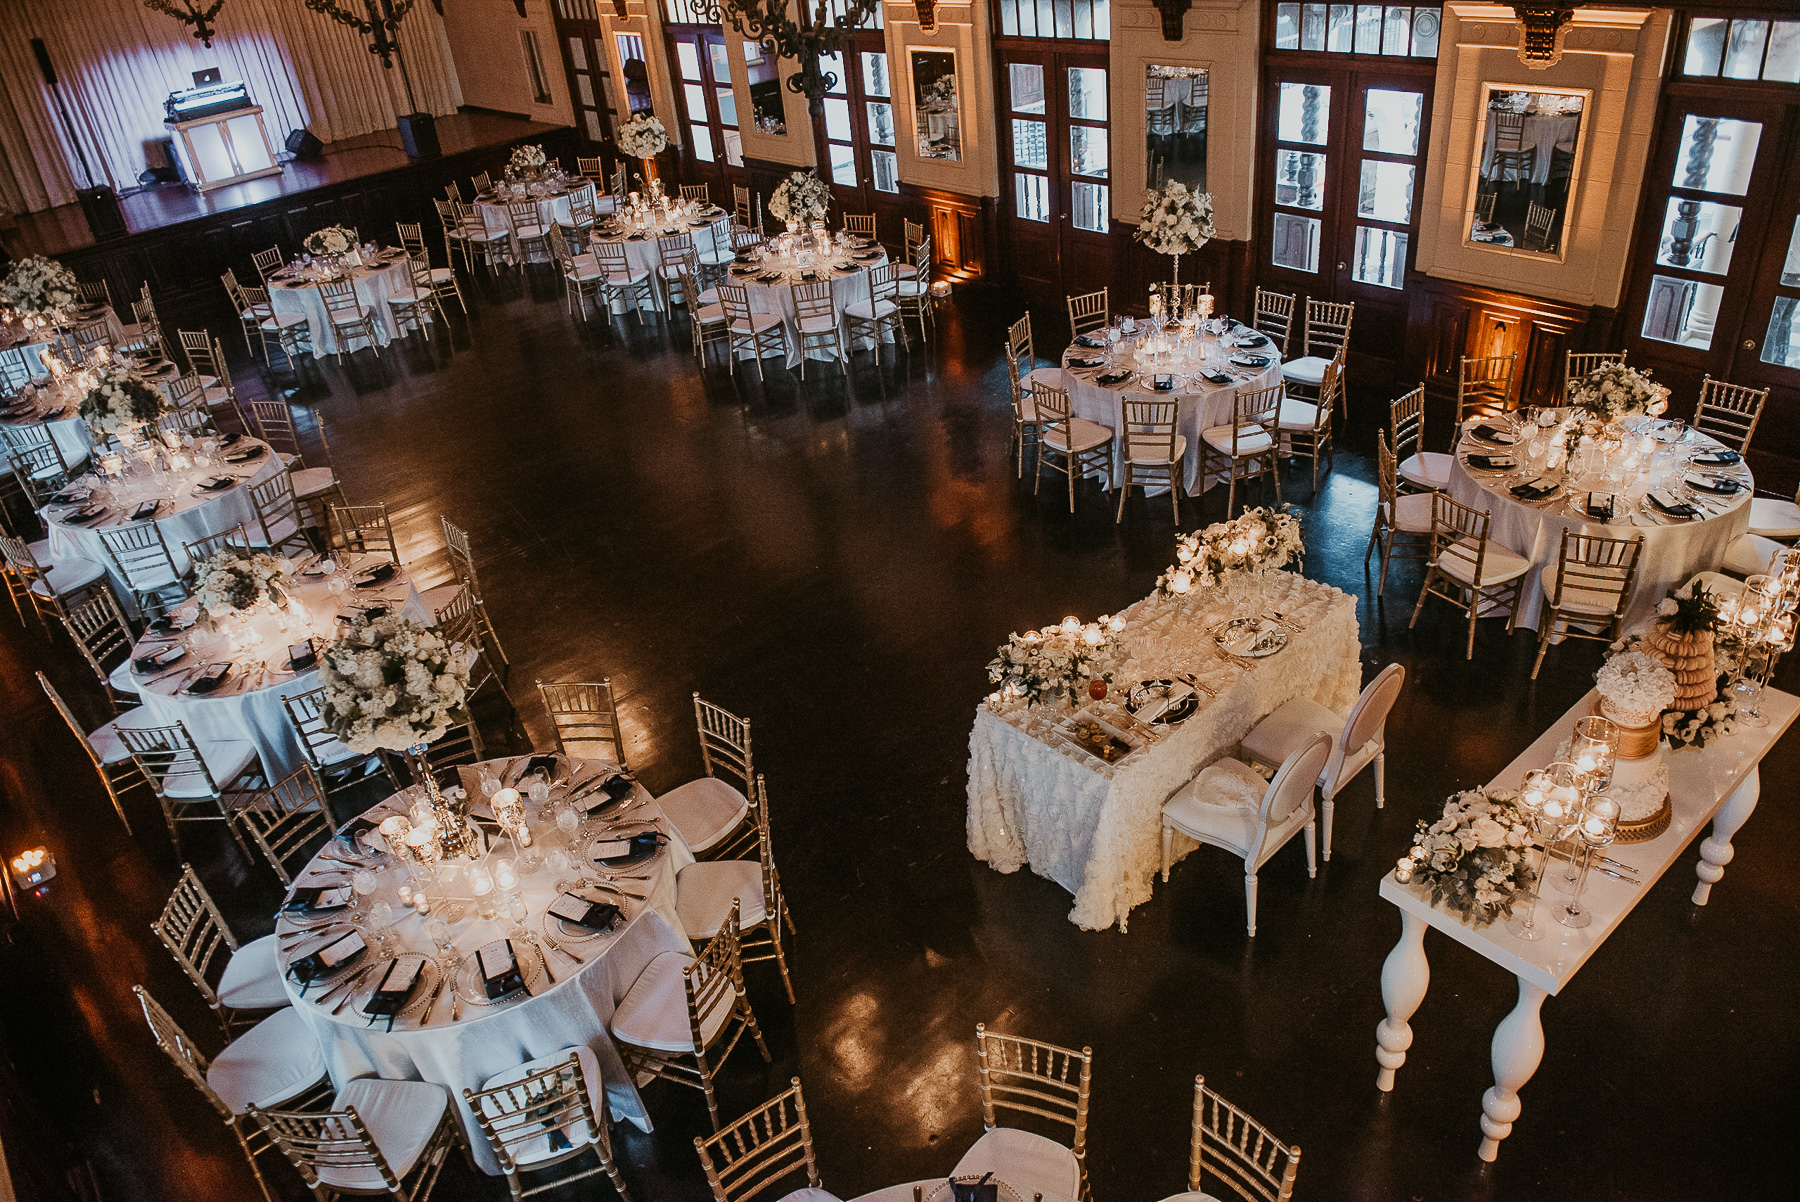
[
  {"left": 769, "top": 171, "right": 830, "bottom": 230},
  {"left": 1, "top": 255, "right": 79, "bottom": 318},
  {"left": 303, "top": 225, "right": 358, "bottom": 257},
  {"left": 987, "top": 614, "right": 1128, "bottom": 708},
  {"left": 319, "top": 614, "right": 471, "bottom": 754},
  {"left": 616, "top": 112, "right": 668, "bottom": 166},
  {"left": 1567, "top": 361, "right": 1670, "bottom": 424},
  {"left": 1156, "top": 506, "right": 1304, "bottom": 599},
  {"left": 79, "top": 363, "right": 168, "bottom": 435},
  {"left": 1134, "top": 180, "right": 1215, "bottom": 290},
  {"left": 1396, "top": 787, "right": 1537, "bottom": 927},
  {"left": 508, "top": 143, "right": 547, "bottom": 175},
  {"left": 192, "top": 547, "right": 292, "bottom": 625}
]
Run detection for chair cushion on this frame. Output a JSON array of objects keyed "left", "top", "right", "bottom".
[
  {"left": 605, "top": 269, "right": 651, "bottom": 286},
  {"left": 1162, "top": 757, "right": 1274, "bottom": 858},
  {"left": 32, "top": 555, "right": 105, "bottom": 598},
  {"left": 1023, "top": 367, "right": 1063, "bottom": 392},
  {"left": 1202, "top": 424, "right": 1274, "bottom": 456},
  {"left": 1241, "top": 696, "right": 1344, "bottom": 775},
  {"left": 797, "top": 314, "right": 838, "bottom": 333},
  {"left": 1277, "top": 399, "right": 1322, "bottom": 432},
  {"left": 513, "top": 224, "right": 547, "bottom": 239},
  {"left": 657, "top": 776, "right": 751, "bottom": 854},
  {"left": 1392, "top": 492, "right": 1434, "bottom": 533},
  {"left": 1747, "top": 497, "right": 1800, "bottom": 541},
  {"left": 217, "top": 934, "right": 291, "bottom": 1010},
  {"left": 729, "top": 311, "right": 785, "bottom": 335},
  {"left": 895, "top": 280, "right": 928, "bottom": 297},
  {"left": 1724, "top": 532, "right": 1785, "bottom": 578},
  {"left": 321, "top": 1077, "right": 452, "bottom": 1190},
  {"left": 892, "top": 263, "right": 919, "bottom": 278},
  {"left": 259, "top": 314, "right": 308, "bottom": 332},
  {"left": 844, "top": 299, "right": 898, "bottom": 320},
  {"left": 1399, "top": 452, "right": 1452, "bottom": 490},
  {"left": 1282, "top": 355, "right": 1331, "bottom": 385},
  {"left": 776, "top": 1191, "right": 843, "bottom": 1202},
  {"left": 1539, "top": 561, "right": 1627, "bottom": 617},
  {"left": 675, "top": 860, "right": 768, "bottom": 938},
  {"left": 476, "top": 1046, "right": 605, "bottom": 1167},
  {"left": 1435, "top": 540, "right": 1532, "bottom": 587},
  {"left": 289, "top": 466, "right": 338, "bottom": 500},
  {"left": 694, "top": 287, "right": 721, "bottom": 306},
  {"left": 951, "top": 1127, "right": 1081, "bottom": 1202},
  {"left": 610, "top": 949, "right": 737, "bottom": 1053},
  {"left": 385, "top": 290, "right": 432, "bottom": 305},
  {"left": 1125, "top": 433, "right": 1187, "bottom": 464},
  {"left": 206, "top": 1006, "right": 325, "bottom": 1114},
  {"left": 86, "top": 706, "right": 163, "bottom": 764},
  {"left": 1043, "top": 418, "right": 1113, "bottom": 455},
  {"left": 693, "top": 303, "right": 728, "bottom": 326},
  {"left": 427, "top": 267, "right": 458, "bottom": 283},
  {"left": 160, "top": 738, "right": 258, "bottom": 799}
]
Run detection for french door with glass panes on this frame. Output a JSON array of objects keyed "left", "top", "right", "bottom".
[
  {"left": 666, "top": 26, "right": 744, "bottom": 199},
  {"left": 1258, "top": 62, "right": 1432, "bottom": 375},
  {"left": 999, "top": 47, "right": 1112, "bottom": 315},
  {"left": 550, "top": 2, "right": 615, "bottom": 151},
  {"left": 814, "top": 38, "right": 905, "bottom": 236}
]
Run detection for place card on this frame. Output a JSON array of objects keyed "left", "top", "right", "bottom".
[
  {"left": 1691, "top": 449, "right": 1739, "bottom": 466},
  {"left": 576, "top": 773, "right": 636, "bottom": 812},
  {"left": 1684, "top": 473, "right": 1740, "bottom": 495},
  {"left": 287, "top": 639, "right": 317, "bottom": 670},
  {"left": 288, "top": 929, "right": 365, "bottom": 983},
  {"left": 477, "top": 939, "right": 525, "bottom": 998},
  {"left": 548, "top": 892, "right": 619, "bottom": 931},
  {"left": 132, "top": 644, "right": 185, "bottom": 674},
  {"left": 286, "top": 883, "right": 352, "bottom": 913},
  {"left": 185, "top": 662, "right": 232, "bottom": 694},
  {"left": 128, "top": 499, "right": 160, "bottom": 521},
  {"left": 593, "top": 832, "right": 663, "bottom": 863},
  {"left": 364, "top": 955, "right": 426, "bottom": 1017},
  {"left": 1585, "top": 492, "right": 1616, "bottom": 520},
  {"left": 1510, "top": 478, "right": 1557, "bottom": 500}
]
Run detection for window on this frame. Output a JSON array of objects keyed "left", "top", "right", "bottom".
[
  {"left": 863, "top": 52, "right": 898, "bottom": 193},
  {"left": 664, "top": 0, "right": 721, "bottom": 22},
  {"left": 616, "top": 34, "right": 654, "bottom": 115},
  {"left": 670, "top": 30, "right": 741, "bottom": 168},
  {"left": 997, "top": 0, "right": 1110, "bottom": 39},
  {"left": 521, "top": 30, "right": 553, "bottom": 106},
  {"left": 1640, "top": 114, "right": 1764, "bottom": 351},
  {"left": 1270, "top": 81, "right": 1328, "bottom": 271},
  {"left": 1682, "top": 16, "right": 1800, "bottom": 83},
  {"left": 1273, "top": 4, "right": 1440, "bottom": 57}
]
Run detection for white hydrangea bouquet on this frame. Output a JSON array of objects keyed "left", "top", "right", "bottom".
[
  {"left": 987, "top": 614, "right": 1129, "bottom": 709},
  {"left": 1135, "top": 180, "right": 1216, "bottom": 259},
  {"left": 509, "top": 143, "right": 547, "bottom": 174},
  {"left": 303, "top": 225, "right": 358, "bottom": 256},
  {"left": 1397, "top": 787, "right": 1537, "bottom": 927},
  {"left": 616, "top": 112, "right": 668, "bottom": 161},
  {"left": 1594, "top": 651, "right": 1676, "bottom": 727},
  {"left": 1568, "top": 361, "right": 1670, "bottom": 424},
  {"left": 79, "top": 363, "right": 169, "bottom": 435},
  {"left": 769, "top": 171, "right": 831, "bottom": 228},
  {"left": 319, "top": 614, "right": 472, "bottom": 754},
  {"left": 193, "top": 547, "right": 292, "bottom": 624},
  {"left": 1157, "top": 506, "right": 1304, "bottom": 599},
  {"left": 1, "top": 255, "right": 79, "bottom": 318}
]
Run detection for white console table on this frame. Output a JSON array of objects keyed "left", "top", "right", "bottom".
[
  {"left": 1372, "top": 686, "right": 1797, "bottom": 1161},
  {"left": 167, "top": 106, "right": 281, "bottom": 192}
]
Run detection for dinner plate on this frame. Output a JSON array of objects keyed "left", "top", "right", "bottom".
[
  {"left": 1126, "top": 679, "right": 1200, "bottom": 726},
  {"left": 1214, "top": 616, "right": 1288, "bottom": 658},
  {"left": 454, "top": 939, "right": 545, "bottom": 1006},
  {"left": 356, "top": 956, "right": 438, "bottom": 1022}
]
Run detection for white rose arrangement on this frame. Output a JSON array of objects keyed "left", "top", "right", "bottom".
[
  {"left": 1594, "top": 651, "right": 1676, "bottom": 727},
  {"left": 922, "top": 74, "right": 957, "bottom": 110},
  {"left": 1134, "top": 180, "right": 1216, "bottom": 258},
  {"left": 1398, "top": 787, "right": 1538, "bottom": 928},
  {"left": 616, "top": 113, "right": 668, "bottom": 161},
  {"left": 987, "top": 614, "right": 1129, "bottom": 709},
  {"left": 769, "top": 171, "right": 831, "bottom": 228},
  {"left": 1157, "top": 506, "right": 1304, "bottom": 600},
  {"left": 1568, "top": 362, "right": 1670, "bottom": 424},
  {"left": 319, "top": 614, "right": 472, "bottom": 755},
  {"left": 1, "top": 255, "right": 79, "bottom": 317},
  {"left": 79, "top": 363, "right": 169, "bottom": 435},
  {"left": 192, "top": 547, "right": 292, "bottom": 624},
  {"left": 303, "top": 225, "right": 358, "bottom": 257},
  {"left": 508, "top": 143, "right": 547, "bottom": 173}
]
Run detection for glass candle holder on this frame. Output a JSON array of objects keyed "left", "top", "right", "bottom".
[
  {"left": 1571, "top": 715, "right": 1618, "bottom": 794},
  {"left": 468, "top": 865, "right": 496, "bottom": 921},
  {"left": 1506, "top": 768, "right": 1554, "bottom": 941},
  {"left": 1557, "top": 800, "right": 1618, "bottom": 929},
  {"left": 1539, "top": 762, "right": 1588, "bottom": 894}
]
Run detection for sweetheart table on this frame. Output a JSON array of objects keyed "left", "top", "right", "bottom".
[
  {"left": 967, "top": 571, "right": 1361, "bottom": 931},
  {"left": 1373, "top": 686, "right": 1798, "bottom": 1162}
]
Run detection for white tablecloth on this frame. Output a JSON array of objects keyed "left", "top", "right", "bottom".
[
  {"left": 2, "top": 380, "right": 92, "bottom": 465},
  {"left": 1481, "top": 114, "right": 1579, "bottom": 185},
  {"left": 122, "top": 554, "right": 427, "bottom": 777},
  {"left": 1448, "top": 421, "right": 1752, "bottom": 632},
  {"left": 277, "top": 755, "right": 695, "bottom": 1174},
  {"left": 473, "top": 181, "right": 599, "bottom": 264},
  {"left": 1, "top": 305, "right": 130, "bottom": 377},
  {"left": 967, "top": 572, "right": 1362, "bottom": 931},
  {"left": 592, "top": 214, "right": 731, "bottom": 313},
  {"left": 723, "top": 251, "right": 892, "bottom": 368},
  {"left": 267, "top": 255, "right": 418, "bottom": 356}
]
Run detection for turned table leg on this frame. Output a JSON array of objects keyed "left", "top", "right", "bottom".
[
  {"left": 1375, "top": 910, "right": 1430, "bottom": 1092},
  {"left": 1477, "top": 977, "right": 1548, "bottom": 1162},
  {"left": 1693, "top": 767, "right": 1760, "bottom": 906}
]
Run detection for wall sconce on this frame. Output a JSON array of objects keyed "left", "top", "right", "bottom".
[
  {"left": 1512, "top": 5, "right": 1576, "bottom": 70},
  {"left": 9, "top": 848, "right": 55, "bottom": 892}
]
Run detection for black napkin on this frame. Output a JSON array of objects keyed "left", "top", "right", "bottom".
[
  {"left": 800, "top": 270, "right": 817, "bottom": 281},
  {"left": 353, "top": 562, "right": 396, "bottom": 588},
  {"left": 1231, "top": 354, "right": 1272, "bottom": 368},
  {"left": 132, "top": 644, "right": 185, "bottom": 674},
  {"left": 1510, "top": 478, "right": 1556, "bottom": 500},
  {"left": 285, "top": 883, "right": 352, "bottom": 914},
  {"left": 853, "top": 250, "right": 881, "bottom": 260},
  {"left": 1202, "top": 370, "right": 1234, "bottom": 385},
  {"left": 225, "top": 445, "right": 264, "bottom": 463},
  {"left": 185, "top": 662, "right": 231, "bottom": 694},
  {"left": 951, "top": 1175, "right": 999, "bottom": 1202},
  {"left": 1685, "top": 474, "right": 1740, "bottom": 495},
  {"left": 198, "top": 475, "right": 236, "bottom": 491},
  {"left": 1649, "top": 489, "right": 1699, "bottom": 518},
  {"left": 364, "top": 956, "right": 426, "bottom": 1019},
  {"left": 287, "top": 639, "right": 317, "bottom": 671},
  {"left": 1074, "top": 335, "right": 1106, "bottom": 349},
  {"left": 1691, "top": 449, "right": 1741, "bottom": 466},
  {"left": 757, "top": 272, "right": 782, "bottom": 283},
  {"left": 1466, "top": 454, "right": 1516, "bottom": 471},
  {"left": 594, "top": 831, "right": 665, "bottom": 864},
  {"left": 576, "top": 771, "right": 637, "bottom": 812},
  {"left": 1151, "top": 375, "right": 1177, "bottom": 392},
  {"left": 548, "top": 893, "right": 620, "bottom": 931},
  {"left": 1067, "top": 356, "right": 1103, "bottom": 369},
  {"left": 477, "top": 939, "right": 526, "bottom": 999},
  {"left": 339, "top": 604, "right": 389, "bottom": 622},
  {"left": 1585, "top": 492, "right": 1616, "bottom": 521},
  {"left": 129, "top": 499, "right": 159, "bottom": 522},
  {"left": 288, "top": 929, "right": 365, "bottom": 984},
  {"left": 1096, "top": 371, "right": 1132, "bottom": 386},
  {"left": 217, "top": 430, "right": 242, "bottom": 447},
  {"left": 1237, "top": 333, "right": 1270, "bottom": 347},
  {"left": 1471, "top": 425, "right": 1516, "bottom": 445},
  {"left": 67, "top": 503, "right": 106, "bottom": 523},
  {"left": 148, "top": 612, "right": 196, "bottom": 634},
  {"left": 50, "top": 487, "right": 90, "bottom": 505}
]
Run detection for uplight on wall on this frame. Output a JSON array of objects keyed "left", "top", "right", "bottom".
[{"left": 9, "top": 847, "right": 55, "bottom": 892}]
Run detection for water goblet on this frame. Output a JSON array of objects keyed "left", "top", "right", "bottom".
[
  {"left": 351, "top": 866, "right": 378, "bottom": 915},
  {"left": 556, "top": 805, "right": 580, "bottom": 847},
  {"left": 527, "top": 773, "right": 552, "bottom": 808},
  {"left": 1556, "top": 799, "right": 1618, "bottom": 929}
]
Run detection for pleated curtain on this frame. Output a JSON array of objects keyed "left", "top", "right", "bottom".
[{"left": 0, "top": 0, "right": 464, "bottom": 216}]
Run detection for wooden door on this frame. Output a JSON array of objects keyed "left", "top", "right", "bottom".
[
  {"left": 812, "top": 41, "right": 906, "bottom": 240},
  {"left": 551, "top": 15, "right": 614, "bottom": 154},
  {"left": 666, "top": 26, "right": 744, "bottom": 202}
]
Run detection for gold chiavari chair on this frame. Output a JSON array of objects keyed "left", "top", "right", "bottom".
[
  {"left": 1563, "top": 350, "right": 1626, "bottom": 403},
  {"left": 472, "top": 169, "right": 493, "bottom": 194},
  {"left": 1475, "top": 189, "right": 1498, "bottom": 224},
  {"left": 697, "top": 213, "right": 736, "bottom": 282},
  {"left": 843, "top": 213, "right": 876, "bottom": 240},
  {"left": 65, "top": 316, "right": 115, "bottom": 363},
  {"left": 506, "top": 198, "right": 552, "bottom": 266},
  {"left": 134, "top": 985, "right": 332, "bottom": 1202},
  {"left": 718, "top": 282, "right": 792, "bottom": 383},
  {"left": 1199, "top": 382, "right": 1283, "bottom": 517},
  {"left": 283, "top": 684, "right": 396, "bottom": 801},
  {"left": 1409, "top": 492, "right": 1532, "bottom": 659},
  {"left": 682, "top": 262, "right": 731, "bottom": 362},
  {"left": 561, "top": 187, "right": 599, "bottom": 245},
  {"left": 1456, "top": 352, "right": 1517, "bottom": 438},
  {"left": 610, "top": 899, "right": 771, "bottom": 1131},
  {"left": 732, "top": 183, "right": 753, "bottom": 228},
  {"left": 681, "top": 183, "right": 713, "bottom": 204},
  {"left": 1065, "top": 287, "right": 1109, "bottom": 337},
  {"left": 1693, "top": 376, "right": 1770, "bottom": 456},
  {"left": 235, "top": 768, "right": 335, "bottom": 886},
  {"left": 417, "top": 515, "right": 508, "bottom": 666},
  {"left": 444, "top": 180, "right": 464, "bottom": 204},
  {"left": 656, "top": 693, "right": 758, "bottom": 858},
  {"left": 398, "top": 220, "right": 469, "bottom": 317},
  {"left": 1491, "top": 115, "right": 1535, "bottom": 188},
  {"left": 956, "top": 1024, "right": 1093, "bottom": 1201},
  {"left": 386, "top": 255, "right": 441, "bottom": 341},
  {"left": 892, "top": 217, "right": 927, "bottom": 279},
  {"left": 592, "top": 239, "right": 657, "bottom": 320},
  {"left": 433, "top": 198, "right": 476, "bottom": 274},
  {"left": 177, "top": 328, "right": 223, "bottom": 388},
  {"left": 1282, "top": 298, "right": 1354, "bottom": 406},
  {"left": 1156, "top": 1074, "right": 1301, "bottom": 1202},
  {"left": 894, "top": 235, "right": 935, "bottom": 341},
  {"left": 1278, "top": 350, "right": 1339, "bottom": 492},
  {"left": 694, "top": 1077, "right": 819, "bottom": 1202},
  {"left": 656, "top": 231, "right": 696, "bottom": 307},
  {"left": 98, "top": 520, "right": 188, "bottom": 615},
  {"left": 222, "top": 268, "right": 274, "bottom": 359},
  {"left": 1389, "top": 384, "right": 1450, "bottom": 493},
  {"left": 61, "top": 587, "right": 140, "bottom": 711},
  {"left": 457, "top": 200, "right": 510, "bottom": 273},
  {"left": 537, "top": 679, "right": 627, "bottom": 765},
  {"left": 151, "top": 863, "right": 289, "bottom": 1033},
  {"left": 182, "top": 521, "right": 255, "bottom": 567},
  {"left": 1522, "top": 200, "right": 1558, "bottom": 251},
  {"left": 577, "top": 155, "right": 606, "bottom": 183},
  {"left": 1364, "top": 430, "right": 1434, "bottom": 593},
  {"left": 1114, "top": 397, "right": 1185, "bottom": 523},
  {"left": 251, "top": 1080, "right": 465, "bottom": 1202},
  {"left": 0, "top": 530, "right": 107, "bottom": 632},
  {"left": 77, "top": 278, "right": 112, "bottom": 307},
  {"left": 434, "top": 582, "right": 511, "bottom": 704},
  {"left": 2, "top": 418, "right": 83, "bottom": 486},
  {"left": 790, "top": 277, "right": 843, "bottom": 375},
  {"left": 730, "top": 226, "right": 762, "bottom": 253},
  {"left": 550, "top": 224, "right": 606, "bottom": 320},
  {"left": 675, "top": 774, "right": 796, "bottom": 1002},
  {"left": 467, "top": 1049, "right": 631, "bottom": 1202},
  {"left": 245, "top": 474, "right": 312, "bottom": 560},
  {"left": 250, "top": 246, "right": 285, "bottom": 288},
  {"left": 845, "top": 260, "right": 908, "bottom": 361},
  {"left": 250, "top": 403, "right": 346, "bottom": 527},
  {"left": 38, "top": 670, "right": 149, "bottom": 833},
  {"left": 610, "top": 163, "right": 629, "bottom": 202},
  {"left": 1004, "top": 348, "right": 1043, "bottom": 479},
  {"left": 0, "top": 529, "right": 35, "bottom": 627},
  {"left": 1032, "top": 380, "right": 1114, "bottom": 516},
  {"left": 1529, "top": 529, "right": 1643, "bottom": 680},
  {"left": 329, "top": 502, "right": 399, "bottom": 563},
  {"left": 319, "top": 279, "right": 381, "bottom": 362}
]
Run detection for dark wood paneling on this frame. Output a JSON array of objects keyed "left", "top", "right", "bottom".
[
  {"left": 1402, "top": 274, "right": 1599, "bottom": 407},
  {"left": 1111, "top": 228, "right": 1252, "bottom": 320}
]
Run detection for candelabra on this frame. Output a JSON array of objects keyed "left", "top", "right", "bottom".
[
  {"left": 721, "top": 0, "right": 880, "bottom": 113},
  {"left": 144, "top": 1, "right": 226, "bottom": 47}
]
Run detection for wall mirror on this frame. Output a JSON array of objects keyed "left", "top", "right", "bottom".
[
  {"left": 1146, "top": 65, "right": 1207, "bottom": 188},
  {"left": 911, "top": 49, "right": 961, "bottom": 162},
  {"left": 1468, "top": 87, "right": 1585, "bottom": 255},
  {"left": 744, "top": 41, "right": 786, "bottom": 134}
]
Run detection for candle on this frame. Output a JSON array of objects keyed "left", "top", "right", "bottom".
[
  {"left": 495, "top": 859, "right": 518, "bottom": 892},
  {"left": 396, "top": 884, "right": 413, "bottom": 905},
  {"left": 1394, "top": 856, "right": 1414, "bottom": 883},
  {"left": 468, "top": 866, "right": 494, "bottom": 897}
]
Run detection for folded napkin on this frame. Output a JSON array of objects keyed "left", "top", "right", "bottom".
[
  {"left": 1067, "top": 356, "right": 1104, "bottom": 369},
  {"left": 1235, "top": 333, "right": 1270, "bottom": 348},
  {"left": 1230, "top": 354, "right": 1271, "bottom": 368},
  {"left": 1132, "top": 683, "right": 1193, "bottom": 725},
  {"left": 1073, "top": 335, "right": 1106, "bottom": 349},
  {"left": 1691, "top": 449, "right": 1741, "bottom": 466},
  {"left": 1221, "top": 619, "right": 1279, "bottom": 656},
  {"left": 352, "top": 562, "right": 397, "bottom": 588},
  {"left": 1510, "top": 478, "right": 1557, "bottom": 500},
  {"left": 185, "top": 662, "right": 231, "bottom": 694},
  {"left": 1649, "top": 489, "right": 1699, "bottom": 518},
  {"left": 757, "top": 272, "right": 783, "bottom": 283},
  {"left": 287, "top": 639, "right": 318, "bottom": 671},
  {"left": 1585, "top": 492, "right": 1617, "bottom": 521},
  {"left": 547, "top": 893, "right": 619, "bottom": 932},
  {"left": 1096, "top": 370, "right": 1133, "bottom": 387},
  {"left": 1148, "top": 375, "right": 1177, "bottom": 393},
  {"left": 197, "top": 475, "right": 236, "bottom": 492},
  {"left": 729, "top": 267, "right": 756, "bottom": 276},
  {"left": 225, "top": 444, "right": 264, "bottom": 463},
  {"left": 1470, "top": 424, "right": 1516, "bottom": 445},
  {"left": 594, "top": 831, "right": 665, "bottom": 864},
  {"left": 148, "top": 612, "right": 196, "bottom": 634},
  {"left": 1684, "top": 473, "right": 1740, "bottom": 495},
  {"left": 799, "top": 270, "right": 817, "bottom": 281},
  {"left": 217, "top": 430, "right": 242, "bottom": 447},
  {"left": 852, "top": 250, "right": 881, "bottom": 260},
  {"left": 575, "top": 772, "right": 637, "bottom": 812},
  {"left": 128, "top": 499, "right": 160, "bottom": 522},
  {"left": 132, "top": 644, "right": 185, "bottom": 674},
  {"left": 67, "top": 503, "right": 106, "bottom": 523},
  {"left": 834, "top": 262, "right": 856, "bottom": 272},
  {"left": 50, "top": 487, "right": 90, "bottom": 505},
  {"left": 625, "top": 233, "right": 646, "bottom": 241},
  {"left": 1201, "top": 370, "right": 1234, "bottom": 385},
  {"left": 1466, "top": 454, "right": 1516, "bottom": 471}
]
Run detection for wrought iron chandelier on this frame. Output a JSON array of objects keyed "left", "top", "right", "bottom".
[
  {"left": 143, "top": 1, "right": 227, "bottom": 48},
  {"left": 719, "top": 0, "right": 881, "bottom": 114},
  {"left": 303, "top": 0, "right": 420, "bottom": 69}
]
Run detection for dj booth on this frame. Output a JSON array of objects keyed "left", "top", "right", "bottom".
[{"left": 164, "top": 78, "right": 282, "bottom": 192}]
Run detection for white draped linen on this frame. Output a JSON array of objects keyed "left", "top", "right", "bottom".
[
  {"left": 967, "top": 573, "right": 1361, "bottom": 931},
  {"left": 1, "top": 387, "right": 92, "bottom": 465},
  {"left": 722, "top": 253, "right": 892, "bottom": 368},
  {"left": 473, "top": 181, "right": 599, "bottom": 264},
  {"left": 1480, "top": 114, "right": 1580, "bottom": 185},
  {"left": 278, "top": 756, "right": 697, "bottom": 1175},
  {"left": 592, "top": 219, "right": 731, "bottom": 314},
  {"left": 267, "top": 253, "right": 419, "bottom": 356}
]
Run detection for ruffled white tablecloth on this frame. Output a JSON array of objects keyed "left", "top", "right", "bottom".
[
  {"left": 121, "top": 554, "right": 427, "bottom": 777},
  {"left": 721, "top": 251, "right": 892, "bottom": 367},
  {"left": 967, "top": 572, "right": 1361, "bottom": 931},
  {"left": 1448, "top": 421, "right": 1752, "bottom": 633},
  {"left": 278, "top": 755, "right": 695, "bottom": 1174},
  {"left": 267, "top": 253, "right": 418, "bottom": 356},
  {"left": 592, "top": 214, "right": 731, "bottom": 314},
  {"left": 473, "top": 181, "right": 599, "bottom": 264}
]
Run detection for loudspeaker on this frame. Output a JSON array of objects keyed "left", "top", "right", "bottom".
[
  {"left": 76, "top": 186, "right": 127, "bottom": 240},
  {"left": 30, "top": 38, "right": 55, "bottom": 87},
  {"left": 396, "top": 112, "right": 440, "bottom": 159},
  {"left": 285, "top": 128, "right": 323, "bottom": 159}
]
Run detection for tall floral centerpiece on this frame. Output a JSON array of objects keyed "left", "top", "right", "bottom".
[
  {"left": 1, "top": 255, "right": 79, "bottom": 327},
  {"left": 987, "top": 614, "right": 1129, "bottom": 708},
  {"left": 1560, "top": 362, "right": 1671, "bottom": 461},
  {"left": 616, "top": 113, "right": 668, "bottom": 184},
  {"left": 769, "top": 171, "right": 830, "bottom": 233},
  {"left": 1156, "top": 506, "right": 1304, "bottom": 600},
  {"left": 1134, "top": 180, "right": 1215, "bottom": 292},
  {"left": 79, "top": 363, "right": 168, "bottom": 438},
  {"left": 508, "top": 143, "right": 548, "bottom": 178},
  {"left": 1394, "top": 787, "right": 1537, "bottom": 927}
]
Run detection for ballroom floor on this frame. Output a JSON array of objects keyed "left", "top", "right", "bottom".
[{"left": 1, "top": 269, "right": 1796, "bottom": 1202}]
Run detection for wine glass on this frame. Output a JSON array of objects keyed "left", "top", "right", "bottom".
[
  {"left": 556, "top": 804, "right": 580, "bottom": 848},
  {"left": 351, "top": 866, "right": 378, "bottom": 916}
]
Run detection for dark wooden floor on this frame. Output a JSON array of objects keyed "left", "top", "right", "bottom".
[{"left": 1, "top": 263, "right": 1797, "bottom": 1202}]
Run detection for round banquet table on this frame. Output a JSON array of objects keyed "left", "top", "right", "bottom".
[
  {"left": 1, "top": 377, "right": 94, "bottom": 465},
  {"left": 591, "top": 210, "right": 732, "bottom": 313},
  {"left": 472, "top": 180, "right": 599, "bottom": 265},
  {"left": 1, "top": 303, "right": 130, "bottom": 377},
  {"left": 720, "top": 243, "right": 893, "bottom": 368},
  {"left": 276, "top": 754, "right": 696, "bottom": 1174},
  {"left": 117, "top": 552, "right": 427, "bottom": 777},
  {"left": 848, "top": 1179, "right": 1078, "bottom": 1202},
  {"left": 42, "top": 435, "right": 286, "bottom": 618},
  {"left": 266, "top": 251, "right": 419, "bottom": 356},
  {"left": 1058, "top": 323, "right": 1285, "bottom": 496},
  {"left": 1448, "top": 414, "right": 1753, "bottom": 632}
]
